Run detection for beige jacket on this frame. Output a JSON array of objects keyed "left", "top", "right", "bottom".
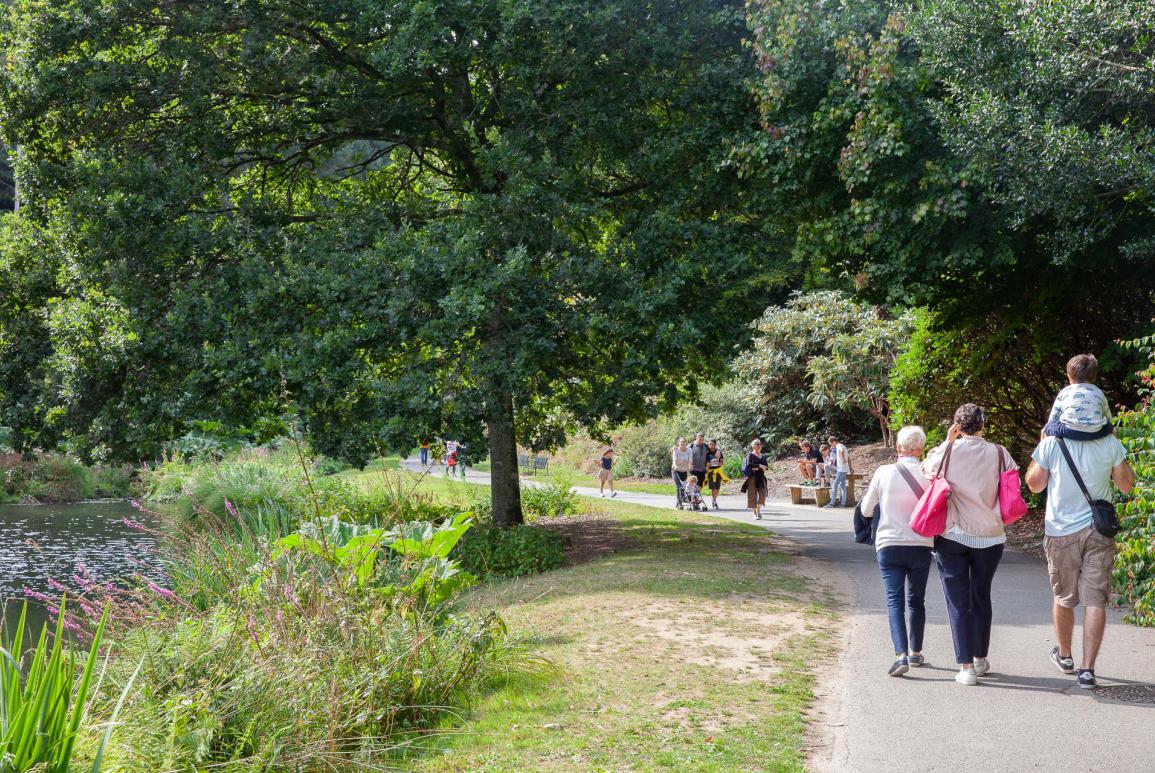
[{"left": 922, "top": 436, "right": 1015, "bottom": 538}]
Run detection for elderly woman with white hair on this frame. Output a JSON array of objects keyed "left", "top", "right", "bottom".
[{"left": 860, "top": 425, "right": 935, "bottom": 677}]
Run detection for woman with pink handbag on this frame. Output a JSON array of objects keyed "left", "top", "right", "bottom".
[
  {"left": 859, "top": 426, "right": 935, "bottom": 678},
  {"left": 921, "top": 404, "right": 1018, "bottom": 686}
]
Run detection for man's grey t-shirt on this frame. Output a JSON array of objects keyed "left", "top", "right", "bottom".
[
  {"left": 1031, "top": 435, "right": 1126, "bottom": 537},
  {"left": 690, "top": 442, "right": 709, "bottom": 470}
]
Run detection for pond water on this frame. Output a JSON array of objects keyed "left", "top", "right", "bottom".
[{"left": 0, "top": 501, "right": 163, "bottom": 637}]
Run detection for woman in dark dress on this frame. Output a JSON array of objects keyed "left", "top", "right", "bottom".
[{"left": 744, "top": 439, "right": 769, "bottom": 519}]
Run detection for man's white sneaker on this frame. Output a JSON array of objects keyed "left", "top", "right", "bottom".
[
  {"left": 955, "top": 667, "right": 978, "bottom": 686},
  {"left": 973, "top": 657, "right": 990, "bottom": 676}
]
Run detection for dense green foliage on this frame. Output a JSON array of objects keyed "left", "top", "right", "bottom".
[
  {"left": 733, "top": 291, "right": 910, "bottom": 447},
  {"left": 0, "top": 453, "right": 132, "bottom": 504},
  {"left": 0, "top": 0, "right": 783, "bottom": 525},
  {"left": 519, "top": 478, "right": 581, "bottom": 520},
  {"left": 143, "top": 447, "right": 458, "bottom": 532},
  {"left": 744, "top": 0, "right": 1155, "bottom": 446},
  {"left": 911, "top": 0, "right": 1155, "bottom": 267},
  {"left": 887, "top": 309, "right": 1072, "bottom": 453},
  {"left": 456, "top": 523, "right": 567, "bottom": 579},
  {"left": 1114, "top": 337, "right": 1155, "bottom": 626}
]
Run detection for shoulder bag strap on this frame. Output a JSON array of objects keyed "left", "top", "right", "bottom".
[
  {"left": 934, "top": 440, "right": 955, "bottom": 479},
  {"left": 1056, "top": 438, "right": 1095, "bottom": 506},
  {"left": 895, "top": 464, "right": 926, "bottom": 498}
]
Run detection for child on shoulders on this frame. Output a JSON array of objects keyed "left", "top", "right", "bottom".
[{"left": 1044, "top": 353, "right": 1113, "bottom": 441}]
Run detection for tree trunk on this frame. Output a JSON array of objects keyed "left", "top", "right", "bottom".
[
  {"left": 487, "top": 378, "right": 523, "bottom": 528},
  {"left": 869, "top": 396, "right": 893, "bottom": 448},
  {"left": 879, "top": 414, "right": 892, "bottom": 448}
]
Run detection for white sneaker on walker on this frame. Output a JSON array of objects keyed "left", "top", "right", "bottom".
[
  {"left": 955, "top": 667, "right": 978, "bottom": 686},
  {"left": 973, "top": 657, "right": 990, "bottom": 676}
]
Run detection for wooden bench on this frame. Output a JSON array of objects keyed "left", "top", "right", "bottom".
[
  {"left": 845, "top": 473, "right": 865, "bottom": 505},
  {"left": 789, "top": 473, "right": 867, "bottom": 507},
  {"left": 787, "top": 484, "right": 831, "bottom": 506}
]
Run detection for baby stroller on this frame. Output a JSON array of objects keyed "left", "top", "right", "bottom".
[{"left": 674, "top": 473, "right": 707, "bottom": 511}]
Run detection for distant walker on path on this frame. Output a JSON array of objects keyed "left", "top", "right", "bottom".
[
  {"left": 598, "top": 448, "right": 618, "bottom": 498},
  {"left": 704, "top": 439, "right": 725, "bottom": 510},
  {"left": 742, "top": 439, "right": 769, "bottom": 520}
]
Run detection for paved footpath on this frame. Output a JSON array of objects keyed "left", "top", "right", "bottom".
[{"left": 406, "top": 460, "right": 1155, "bottom": 772}]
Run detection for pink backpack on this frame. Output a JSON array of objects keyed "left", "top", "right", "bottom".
[
  {"left": 910, "top": 441, "right": 954, "bottom": 538},
  {"left": 997, "top": 446, "right": 1029, "bottom": 525}
]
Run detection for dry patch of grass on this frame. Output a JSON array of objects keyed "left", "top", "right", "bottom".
[{"left": 408, "top": 504, "right": 841, "bottom": 772}]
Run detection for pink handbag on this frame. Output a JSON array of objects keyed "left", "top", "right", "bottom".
[
  {"left": 998, "top": 446, "right": 1029, "bottom": 525},
  {"left": 910, "top": 441, "right": 954, "bottom": 538}
]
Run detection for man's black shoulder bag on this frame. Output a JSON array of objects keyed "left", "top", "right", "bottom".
[{"left": 1056, "top": 438, "right": 1119, "bottom": 538}]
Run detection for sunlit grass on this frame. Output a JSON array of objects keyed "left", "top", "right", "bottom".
[{"left": 398, "top": 484, "right": 841, "bottom": 772}]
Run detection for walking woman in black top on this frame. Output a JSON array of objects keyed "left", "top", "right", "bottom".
[
  {"left": 744, "top": 439, "right": 769, "bottom": 519},
  {"left": 705, "top": 439, "right": 725, "bottom": 510}
]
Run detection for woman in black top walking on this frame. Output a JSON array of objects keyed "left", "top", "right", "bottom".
[
  {"left": 598, "top": 448, "right": 617, "bottom": 498},
  {"left": 744, "top": 439, "right": 769, "bottom": 519},
  {"left": 705, "top": 440, "right": 725, "bottom": 510}
]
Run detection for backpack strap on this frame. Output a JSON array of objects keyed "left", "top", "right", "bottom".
[
  {"left": 1056, "top": 438, "right": 1095, "bottom": 507},
  {"left": 895, "top": 464, "right": 926, "bottom": 498}
]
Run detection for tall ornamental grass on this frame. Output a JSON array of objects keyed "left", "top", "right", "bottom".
[
  {"left": 81, "top": 499, "right": 541, "bottom": 771},
  {"left": 140, "top": 450, "right": 457, "bottom": 539}
]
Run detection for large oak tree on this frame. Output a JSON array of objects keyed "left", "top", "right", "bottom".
[{"left": 0, "top": 0, "right": 782, "bottom": 524}]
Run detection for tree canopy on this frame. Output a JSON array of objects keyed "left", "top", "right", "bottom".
[
  {"left": 0, "top": 0, "right": 783, "bottom": 524},
  {"left": 743, "top": 0, "right": 1155, "bottom": 443},
  {"left": 732, "top": 291, "right": 907, "bottom": 446}
]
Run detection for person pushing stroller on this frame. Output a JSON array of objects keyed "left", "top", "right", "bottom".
[{"left": 672, "top": 438, "right": 693, "bottom": 509}]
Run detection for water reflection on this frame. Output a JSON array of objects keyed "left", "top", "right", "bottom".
[{"left": 0, "top": 502, "right": 163, "bottom": 637}]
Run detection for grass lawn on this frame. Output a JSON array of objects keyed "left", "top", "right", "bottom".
[{"left": 403, "top": 495, "right": 841, "bottom": 772}]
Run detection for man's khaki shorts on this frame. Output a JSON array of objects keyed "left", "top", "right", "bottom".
[{"left": 1043, "top": 527, "right": 1116, "bottom": 608}]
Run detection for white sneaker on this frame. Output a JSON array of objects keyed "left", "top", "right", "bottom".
[
  {"left": 955, "top": 667, "right": 978, "bottom": 686},
  {"left": 973, "top": 657, "right": 990, "bottom": 676}
]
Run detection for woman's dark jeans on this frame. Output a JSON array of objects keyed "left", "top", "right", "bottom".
[
  {"left": 877, "top": 546, "right": 933, "bottom": 655},
  {"left": 934, "top": 536, "right": 1005, "bottom": 664}
]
